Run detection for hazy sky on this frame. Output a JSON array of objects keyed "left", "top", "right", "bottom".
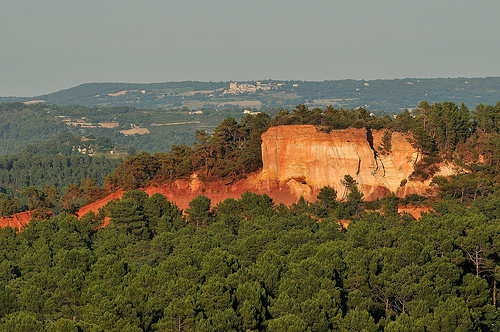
[{"left": 1, "top": 0, "right": 499, "bottom": 97}]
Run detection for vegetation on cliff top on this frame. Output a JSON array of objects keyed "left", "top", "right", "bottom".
[{"left": 105, "top": 112, "right": 271, "bottom": 190}]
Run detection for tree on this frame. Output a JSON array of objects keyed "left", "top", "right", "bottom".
[
  {"left": 81, "top": 178, "right": 104, "bottom": 205},
  {"left": 143, "top": 193, "right": 183, "bottom": 235},
  {"left": 60, "top": 184, "right": 83, "bottom": 213},
  {"left": 22, "top": 186, "right": 45, "bottom": 211},
  {"left": 215, "top": 198, "right": 243, "bottom": 232},
  {"left": 43, "top": 185, "right": 60, "bottom": 209},
  {"left": 385, "top": 313, "right": 425, "bottom": 332},
  {"left": 46, "top": 318, "right": 79, "bottom": 332},
  {"left": 185, "top": 195, "right": 213, "bottom": 230},
  {"left": 381, "top": 193, "right": 398, "bottom": 217},
  {"left": 119, "top": 152, "right": 160, "bottom": 189},
  {"left": 0, "top": 194, "right": 20, "bottom": 216},
  {"left": 314, "top": 186, "right": 338, "bottom": 218},
  {"left": 105, "top": 198, "right": 149, "bottom": 239},
  {"left": 413, "top": 101, "right": 432, "bottom": 131},
  {"left": 338, "top": 175, "right": 364, "bottom": 218},
  {"left": 122, "top": 189, "right": 149, "bottom": 206},
  {"left": 379, "top": 130, "right": 392, "bottom": 155},
  {"left": 390, "top": 109, "right": 414, "bottom": 133},
  {"left": 316, "top": 186, "right": 338, "bottom": 209},
  {"left": 473, "top": 102, "right": 500, "bottom": 134},
  {"left": 156, "top": 295, "right": 197, "bottom": 331},
  {"left": 460, "top": 274, "right": 490, "bottom": 311},
  {"left": 457, "top": 218, "right": 497, "bottom": 278},
  {"left": 0, "top": 311, "right": 44, "bottom": 331},
  {"left": 426, "top": 297, "right": 474, "bottom": 331},
  {"left": 235, "top": 281, "right": 267, "bottom": 331},
  {"left": 267, "top": 314, "right": 309, "bottom": 332},
  {"left": 0, "top": 282, "right": 17, "bottom": 318},
  {"left": 97, "top": 136, "right": 113, "bottom": 149},
  {"left": 194, "top": 130, "right": 215, "bottom": 177},
  {"left": 340, "top": 307, "right": 378, "bottom": 332},
  {"left": 293, "top": 104, "right": 312, "bottom": 122}
]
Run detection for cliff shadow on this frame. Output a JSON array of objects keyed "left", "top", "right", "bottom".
[{"left": 366, "top": 128, "right": 385, "bottom": 176}]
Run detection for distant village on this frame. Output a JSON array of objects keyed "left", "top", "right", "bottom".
[{"left": 222, "top": 82, "right": 297, "bottom": 95}]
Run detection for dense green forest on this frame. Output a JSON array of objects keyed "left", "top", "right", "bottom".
[
  {"left": 3, "top": 99, "right": 500, "bottom": 330},
  {"left": 1, "top": 188, "right": 500, "bottom": 330},
  {"left": 3, "top": 78, "right": 499, "bottom": 112},
  {"left": 0, "top": 153, "right": 119, "bottom": 211},
  {"left": 0, "top": 102, "right": 270, "bottom": 155},
  {"left": 0, "top": 103, "right": 69, "bottom": 155},
  {"left": 0, "top": 133, "right": 123, "bottom": 215}
]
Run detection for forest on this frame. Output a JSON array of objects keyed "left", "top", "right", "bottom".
[
  {"left": 1, "top": 188, "right": 500, "bottom": 331},
  {"left": 0, "top": 132, "right": 125, "bottom": 216},
  {"left": 0, "top": 102, "right": 267, "bottom": 155},
  {"left": 2, "top": 100, "right": 500, "bottom": 330}
]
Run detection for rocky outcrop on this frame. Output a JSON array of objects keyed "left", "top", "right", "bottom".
[
  {"left": 260, "top": 125, "right": 455, "bottom": 201},
  {"left": 1, "top": 125, "right": 457, "bottom": 229},
  {"left": 76, "top": 125, "right": 456, "bottom": 217}
]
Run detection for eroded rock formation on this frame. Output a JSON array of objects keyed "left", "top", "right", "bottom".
[
  {"left": 260, "top": 125, "right": 455, "bottom": 201},
  {"left": 74, "top": 125, "right": 457, "bottom": 217}
]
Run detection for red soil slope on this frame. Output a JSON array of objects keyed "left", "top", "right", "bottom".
[
  {"left": 76, "top": 172, "right": 299, "bottom": 218},
  {"left": 0, "top": 187, "right": 432, "bottom": 231},
  {"left": 397, "top": 206, "right": 433, "bottom": 219},
  {"left": 76, "top": 190, "right": 125, "bottom": 217},
  {"left": 0, "top": 211, "right": 34, "bottom": 230}
]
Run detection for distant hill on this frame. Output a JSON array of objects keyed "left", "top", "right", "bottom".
[{"left": 2, "top": 78, "right": 500, "bottom": 112}]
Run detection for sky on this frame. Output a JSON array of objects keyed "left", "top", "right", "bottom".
[{"left": 1, "top": 0, "right": 500, "bottom": 97}]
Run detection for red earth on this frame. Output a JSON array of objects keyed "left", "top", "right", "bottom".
[
  {"left": 0, "top": 180, "right": 433, "bottom": 231},
  {"left": 0, "top": 211, "right": 34, "bottom": 230}
]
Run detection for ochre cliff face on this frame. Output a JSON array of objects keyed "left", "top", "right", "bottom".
[
  {"left": 260, "top": 125, "right": 454, "bottom": 201},
  {"left": 76, "top": 125, "right": 457, "bottom": 217}
]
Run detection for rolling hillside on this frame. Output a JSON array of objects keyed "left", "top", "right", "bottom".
[{"left": 2, "top": 77, "right": 500, "bottom": 112}]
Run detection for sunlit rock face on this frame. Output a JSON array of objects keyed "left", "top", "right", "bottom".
[
  {"left": 260, "top": 125, "right": 454, "bottom": 201},
  {"left": 69, "top": 125, "right": 459, "bottom": 221}
]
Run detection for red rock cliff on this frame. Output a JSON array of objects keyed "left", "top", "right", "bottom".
[
  {"left": 260, "top": 125, "right": 455, "bottom": 201},
  {"left": 1, "top": 125, "right": 458, "bottom": 228},
  {"left": 76, "top": 125, "right": 456, "bottom": 217}
]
